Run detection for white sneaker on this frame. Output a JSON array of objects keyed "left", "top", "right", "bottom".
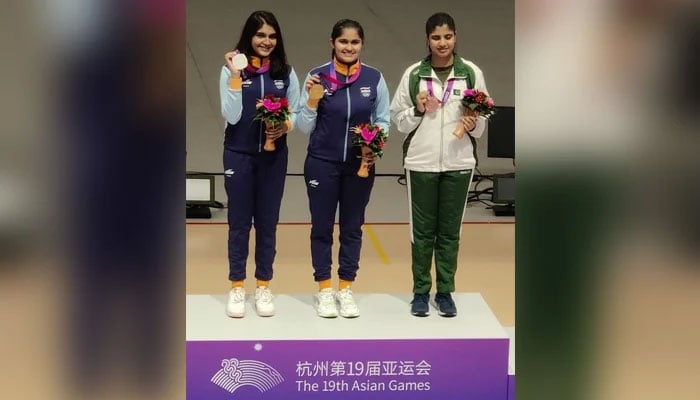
[
  {"left": 254, "top": 286, "right": 275, "bottom": 317},
  {"left": 226, "top": 287, "right": 246, "bottom": 318},
  {"left": 314, "top": 288, "right": 338, "bottom": 318},
  {"left": 336, "top": 288, "right": 360, "bottom": 318}
]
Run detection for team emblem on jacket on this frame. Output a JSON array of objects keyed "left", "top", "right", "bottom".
[
  {"left": 242, "top": 79, "right": 252, "bottom": 87},
  {"left": 360, "top": 86, "right": 371, "bottom": 97},
  {"left": 274, "top": 80, "right": 285, "bottom": 89}
]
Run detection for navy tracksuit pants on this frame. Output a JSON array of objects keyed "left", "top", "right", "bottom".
[
  {"left": 304, "top": 155, "right": 375, "bottom": 282},
  {"left": 224, "top": 147, "right": 287, "bottom": 281}
]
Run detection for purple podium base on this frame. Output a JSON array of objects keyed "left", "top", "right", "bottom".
[
  {"left": 187, "top": 293, "right": 510, "bottom": 400},
  {"left": 508, "top": 375, "right": 516, "bottom": 400},
  {"left": 506, "top": 326, "right": 516, "bottom": 400}
]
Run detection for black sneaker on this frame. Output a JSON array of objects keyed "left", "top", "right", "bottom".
[
  {"left": 410, "top": 293, "right": 430, "bottom": 317},
  {"left": 435, "top": 293, "right": 457, "bottom": 317}
]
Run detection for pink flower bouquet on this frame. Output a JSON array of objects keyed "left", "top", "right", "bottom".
[
  {"left": 254, "top": 94, "right": 291, "bottom": 151},
  {"left": 351, "top": 122, "right": 388, "bottom": 178},
  {"left": 454, "top": 89, "right": 496, "bottom": 139}
]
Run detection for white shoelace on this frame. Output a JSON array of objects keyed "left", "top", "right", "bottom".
[
  {"left": 230, "top": 288, "right": 245, "bottom": 302},
  {"left": 318, "top": 290, "right": 335, "bottom": 302},
  {"left": 337, "top": 289, "right": 355, "bottom": 305},
  {"left": 257, "top": 288, "right": 273, "bottom": 302}
]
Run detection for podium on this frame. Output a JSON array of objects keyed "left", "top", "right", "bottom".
[
  {"left": 187, "top": 293, "right": 510, "bottom": 400},
  {"left": 505, "top": 327, "right": 516, "bottom": 400}
]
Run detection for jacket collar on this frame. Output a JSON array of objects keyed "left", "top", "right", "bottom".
[
  {"left": 249, "top": 56, "right": 270, "bottom": 68},
  {"left": 333, "top": 58, "right": 360, "bottom": 75},
  {"left": 417, "top": 53, "right": 471, "bottom": 79}
]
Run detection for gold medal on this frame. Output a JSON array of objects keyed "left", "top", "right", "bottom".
[{"left": 309, "top": 84, "right": 325, "bottom": 100}]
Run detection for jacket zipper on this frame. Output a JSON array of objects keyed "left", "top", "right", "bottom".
[
  {"left": 258, "top": 74, "right": 264, "bottom": 152},
  {"left": 343, "top": 74, "right": 351, "bottom": 162},
  {"left": 439, "top": 78, "right": 445, "bottom": 171},
  {"left": 440, "top": 104, "right": 444, "bottom": 170}
]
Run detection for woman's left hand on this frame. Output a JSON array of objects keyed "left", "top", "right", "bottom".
[
  {"left": 461, "top": 115, "right": 477, "bottom": 132},
  {"left": 266, "top": 122, "right": 288, "bottom": 140},
  {"left": 361, "top": 152, "right": 377, "bottom": 166}
]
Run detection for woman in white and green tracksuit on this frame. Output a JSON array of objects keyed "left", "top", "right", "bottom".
[{"left": 390, "top": 12, "right": 489, "bottom": 318}]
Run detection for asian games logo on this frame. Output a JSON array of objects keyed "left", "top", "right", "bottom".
[{"left": 211, "top": 357, "right": 284, "bottom": 395}]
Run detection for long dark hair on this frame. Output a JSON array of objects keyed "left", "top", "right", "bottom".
[
  {"left": 329, "top": 19, "right": 364, "bottom": 59},
  {"left": 234, "top": 11, "right": 290, "bottom": 79}
]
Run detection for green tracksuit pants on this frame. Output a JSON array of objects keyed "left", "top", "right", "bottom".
[{"left": 407, "top": 169, "right": 474, "bottom": 294}]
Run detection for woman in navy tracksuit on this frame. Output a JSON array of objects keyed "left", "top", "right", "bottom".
[
  {"left": 219, "top": 11, "right": 300, "bottom": 318},
  {"left": 297, "top": 19, "right": 390, "bottom": 318}
]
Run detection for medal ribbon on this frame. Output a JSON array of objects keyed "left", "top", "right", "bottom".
[
  {"left": 245, "top": 60, "right": 270, "bottom": 75},
  {"left": 242, "top": 56, "right": 270, "bottom": 78},
  {"left": 319, "top": 60, "right": 362, "bottom": 93},
  {"left": 426, "top": 78, "right": 455, "bottom": 105}
]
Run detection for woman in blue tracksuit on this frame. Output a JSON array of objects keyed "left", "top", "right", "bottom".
[
  {"left": 219, "top": 10, "right": 300, "bottom": 318},
  {"left": 298, "top": 19, "right": 390, "bottom": 318}
]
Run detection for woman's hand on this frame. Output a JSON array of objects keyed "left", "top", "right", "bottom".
[
  {"left": 305, "top": 74, "right": 321, "bottom": 92},
  {"left": 305, "top": 74, "right": 324, "bottom": 109},
  {"left": 461, "top": 114, "right": 477, "bottom": 132},
  {"left": 224, "top": 51, "right": 242, "bottom": 78},
  {"left": 360, "top": 151, "right": 378, "bottom": 166},
  {"left": 265, "top": 121, "right": 288, "bottom": 140},
  {"left": 415, "top": 90, "right": 429, "bottom": 113}
]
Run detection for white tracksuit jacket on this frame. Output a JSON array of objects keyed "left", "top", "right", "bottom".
[{"left": 390, "top": 57, "right": 489, "bottom": 172}]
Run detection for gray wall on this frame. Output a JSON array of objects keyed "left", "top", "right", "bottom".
[
  {"left": 187, "top": 0, "right": 515, "bottom": 223},
  {"left": 187, "top": 0, "right": 514, "bottom": 218}
]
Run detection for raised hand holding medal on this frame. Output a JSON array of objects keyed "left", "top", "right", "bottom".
[
  {"left": 309, "top": 84, "right": 325, "bottom": 100},
  {"left": 305, "top": 74, "right": 325, "bottom": 109},
  {"left": 424, "top": 96, "right": 440, "bottom": 112},
  {"left": 231, "top": 53, "right": 248, "bottom": 70},
  {"left": 225, "top": 50, "right": 247, "bottom": 76},
  {"left": 424, "top": 78, "right": 455, "bottom": 113}
]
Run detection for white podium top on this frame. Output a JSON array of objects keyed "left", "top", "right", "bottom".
[{"left": 187, "top": 293, "right": 508, "bottom": 341}]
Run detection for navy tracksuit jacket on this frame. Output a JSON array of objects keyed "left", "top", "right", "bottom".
[{"left": 297, "top": 61, "right": 390, "bottom": 282}]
